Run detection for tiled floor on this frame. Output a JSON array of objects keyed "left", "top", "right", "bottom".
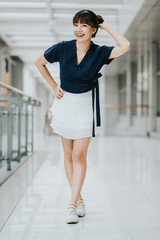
[{"left": 0, "top": 134, "right": 160, "bottom": 240}]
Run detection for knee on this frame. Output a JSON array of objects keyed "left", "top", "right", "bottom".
[
  {"left": 64, "top": 152, "right": 72, "bottom": 162},
  {"left": 72, "top": 151, "right": 85, "bottom": 163}
]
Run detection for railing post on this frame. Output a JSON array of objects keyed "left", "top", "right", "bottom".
[
  {"left": 31, "top": 103, "right": 34, "bottom": 152},
  {"left": 17, "top": 95, "right": 23, "bottom": 162},
  {"left": 7, "top": 90, "right": 12, "bottom": 170},
  {"left": 25, "top": 99, "right": 29, "bottom": 155}
]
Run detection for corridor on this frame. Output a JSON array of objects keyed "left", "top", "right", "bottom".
[{"left": 0, "top": 134, "right": 160, "bottom": 240}]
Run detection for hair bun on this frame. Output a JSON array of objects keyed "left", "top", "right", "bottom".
[{"left": 96, "top": 15, "right": 104, "bottom": 24}]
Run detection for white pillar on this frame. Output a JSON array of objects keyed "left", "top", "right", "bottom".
[
  {"left": 143, "top": 42, "right": 149, "bottom": 134},
  {"left": 126, "top": 55, "right": 132, "bottom": 126},
  {"left": 137, "top": 44, "right": 142, "bottom": 116},
  {"left": 0, "top": 49, "right": 3, "bottom": 83},
  {"left": 23, "top": 63, "right": 36, "bottom": 95},
  {"left": 0, "top": 41, "right": 5, "bottom": 83},
  {"left": 147, "top": 41, "right": 158, "bottom": 133}
]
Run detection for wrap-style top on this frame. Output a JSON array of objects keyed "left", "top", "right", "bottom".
[{"left": 44, "top": 39, "right": 115, "bottom": 137}]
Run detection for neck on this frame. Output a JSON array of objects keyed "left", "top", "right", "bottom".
[{"left": 76, "top": 39, "right": 91, "bottom": 52}]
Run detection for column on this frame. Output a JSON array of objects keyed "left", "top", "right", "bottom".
[
  {"left": 126, "top": 55, "right": 132, "bottom": 126},
  {"left": 136, "top": 43, "right": 143, "bottom": 116},
  {"left": 147, "top": 41, "right": 158, "bottom": 133}
]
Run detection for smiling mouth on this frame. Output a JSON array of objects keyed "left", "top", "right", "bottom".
[{"left": 76, "top": 34, "right": 85, "bottom": 37}]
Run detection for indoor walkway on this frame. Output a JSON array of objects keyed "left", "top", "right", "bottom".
[{"left": 0, "top": 134, "right": 160, "bottom": 240}]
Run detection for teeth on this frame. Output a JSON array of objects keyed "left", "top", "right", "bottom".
[{"left": 77, "top": 34, "right": 84, "bottom": 37}]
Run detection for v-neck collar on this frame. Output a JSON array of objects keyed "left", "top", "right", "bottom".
[{"left": 73, "top": 39, "right": 93, "bottom": 67}]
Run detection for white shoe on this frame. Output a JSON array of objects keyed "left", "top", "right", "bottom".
[
  {"left": 65, "top": 204, "right": 79, "bottom": 224},
  {"left": 76, "top": 198, "right": 85, "bottom": 217}
]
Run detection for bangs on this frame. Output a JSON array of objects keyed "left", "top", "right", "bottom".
[{"left": 73, "top": 11, "right": 96, "bottom": 28}]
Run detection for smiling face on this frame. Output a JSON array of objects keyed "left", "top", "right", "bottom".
[{"left": 73, "top": 21, "right": 97, "bottom": 42}]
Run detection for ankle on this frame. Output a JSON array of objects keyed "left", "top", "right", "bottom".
[{"left": 78, "top": 194, "right": 82, "bottom": 199}]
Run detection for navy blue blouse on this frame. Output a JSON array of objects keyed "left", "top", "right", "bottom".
[{"left": 44, "top": 39, "right": 115, "bottom": 137}]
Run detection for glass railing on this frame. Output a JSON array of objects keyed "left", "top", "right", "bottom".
[{"left": 0, "top": 82, "right": 41, "bottom": 174}]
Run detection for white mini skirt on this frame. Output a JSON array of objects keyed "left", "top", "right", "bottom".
[{"left": 49, "top": 89, "right": 93, "bottom": 139}]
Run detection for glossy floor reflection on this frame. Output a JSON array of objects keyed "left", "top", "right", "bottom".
[{"left": 0, "top": 134, "right": 160, "bottom": 240}]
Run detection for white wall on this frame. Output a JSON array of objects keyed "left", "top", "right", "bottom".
[
  {"left": 23, "top": 64, "right": 36, "bottom": 96},
  {"left": 99, "top": 74, "right": 119, "bottom": 135}
]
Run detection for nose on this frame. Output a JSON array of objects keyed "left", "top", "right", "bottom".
[{"left": 77, "top": 25, "right": 82, "bottom": 31}]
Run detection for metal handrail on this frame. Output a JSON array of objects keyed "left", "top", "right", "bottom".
[
  {"left": 0, "top": 82, "right": 41, "bottom": 174},
  {"left": 0, "top": 82, "right": 41, "bottom": 102}
]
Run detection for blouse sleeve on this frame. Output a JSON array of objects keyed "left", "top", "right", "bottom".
[
  {"left": 44, "top": 41, "right": 63, "bottom": 63},
  {"left": 100, "top": 45, "right": 115, "bottom": 65}
]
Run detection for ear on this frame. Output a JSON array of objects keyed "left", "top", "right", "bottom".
[{"left": 92, "top": 27, "right": 97, "bottom": 34}]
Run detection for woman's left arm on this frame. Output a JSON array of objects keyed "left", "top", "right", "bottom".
[{"left": 99, "top": 20, "right": 131, "bottom": 59}]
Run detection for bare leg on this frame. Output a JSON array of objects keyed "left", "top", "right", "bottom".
[
  {"left": 70, "top": 137, "right": 91, "bottom": 204},
  {"left": 61, "top": 136, "right": 74, "bottom": 189},
  {"left": 61, "top": 136, "right": 83, "bottom": 199}
]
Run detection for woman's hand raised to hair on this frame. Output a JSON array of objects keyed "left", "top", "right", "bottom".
[
  {"left": 54, "top": 84, "right": 65, "bottom": 99},
  {"left": 98, "top": 19, "right": 109, "bottom": 29}
]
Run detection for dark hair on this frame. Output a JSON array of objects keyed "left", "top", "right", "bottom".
[{"left": 73, "top": 10, "right": 104, "bottom": 38}]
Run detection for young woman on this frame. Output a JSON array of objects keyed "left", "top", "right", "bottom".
[{"left": 35, "top": 9, "right": 131, "bottom": 224}]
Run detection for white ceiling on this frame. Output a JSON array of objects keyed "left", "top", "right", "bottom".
[{"left": 0, "top": 0, "right": 145, "bottom": 63}]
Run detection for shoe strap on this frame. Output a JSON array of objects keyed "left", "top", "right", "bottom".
[
  {"left": 77, "top": 198, "right": 84, "bottom": 203},
  {"left": 78, "top": 198, "right": 83, "bottom": 200},
  {"left": 67, "top": 203, "right": 77, "bottom": 209}
]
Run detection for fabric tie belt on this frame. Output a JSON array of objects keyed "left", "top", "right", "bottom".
[{"left": 90, "top": 72, "right": 102, "bottom": 137}]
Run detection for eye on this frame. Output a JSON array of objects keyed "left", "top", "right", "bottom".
[{"left": 82, "top": 24, "right": 87, "bottom": 27}]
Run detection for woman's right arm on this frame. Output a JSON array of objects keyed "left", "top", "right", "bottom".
[{"left": 35, "top": 54, "right": 65, "bottom": 99}]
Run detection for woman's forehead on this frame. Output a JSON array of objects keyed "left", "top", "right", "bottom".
[
  {"left": 73, "top": 20, "right": 92, "bottom": 26},
  {"left": 74, "top": 20, "right": 88, "bottom": 24}
]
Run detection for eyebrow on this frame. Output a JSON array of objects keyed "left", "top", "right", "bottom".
[{"left": 74, "top": 23, "right": 88, "bottom": 25}]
